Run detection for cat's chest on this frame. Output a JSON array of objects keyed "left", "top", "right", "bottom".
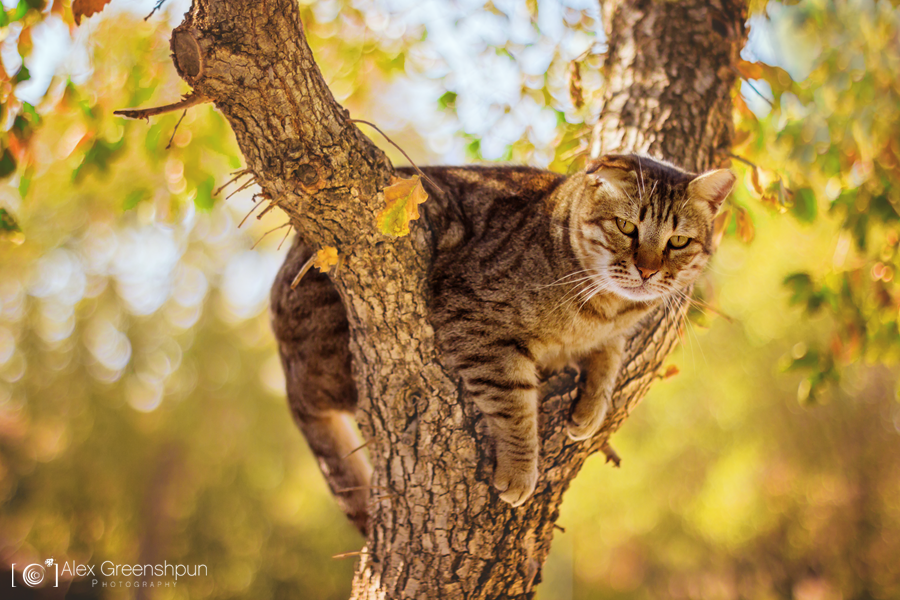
[{"left": 530, "top": 297, "right": 650, "bottom": 371}]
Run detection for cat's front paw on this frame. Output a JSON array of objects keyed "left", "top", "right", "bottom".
[
  {"left": 566, "top": 395, "right": 610, "bottom": 441},
  {"left": 493, "top": 457, "right": 538, "bottom": 507}
]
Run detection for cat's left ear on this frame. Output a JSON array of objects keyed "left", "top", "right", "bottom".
[
  {"left": 585, "top": 154, "right": 636, "bottom": 188},
  {"left": 687, "top": 169, "right": 736, "bottom": 213}
]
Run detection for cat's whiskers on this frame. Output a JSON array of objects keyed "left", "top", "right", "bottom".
[
  {"left": 636, "top": 156, "right": 647, "bottom": 200},
  {"left": 548, "top": 275, "right": 598, "bottom": 317},
  {"left": 648, "top": 180, "right": 659, "bottom": 202},
  {"left": 622, "top": 187, "right": 639, "bottom": 210},
  {"left": 663, "top": 290, "right": 707, "bottom": 368},
  {"left": 576, "top": 279, "right": 613, "bottom": 312},
  {"left": 534, "top": 269, "right": 596, "bottom": 289},
  {"left": 669, "top": 288, "right": 734, "bottom": 323}
]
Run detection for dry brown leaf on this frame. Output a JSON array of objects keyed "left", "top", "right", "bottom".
[
  {"left": 73, "top": 0, "right": 114, "bottom": 25},
  {"left": 736, "top": 207, "right": 755, "bottom": 243}
]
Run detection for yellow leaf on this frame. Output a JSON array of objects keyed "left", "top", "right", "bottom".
[
  {"left": 377, "top": 175, "right": 429, "bottom": 237},
  {"left": 750, "top": 166, "right": 764, "bottom": 196},
  {"left": 313, "top": 246, "right": 339, "bottom": 272},
  {"left": 73, "top": 0, "right": 113, "bottom": 25},
  {"left": 736, "top": 207, "right": 755, "bottom": 243},
  {"left": 661, "top": 365, "right": 680, "bottom": 380},
  {"left": 735, "top": 59, "right": 764, "bottom": 80}
]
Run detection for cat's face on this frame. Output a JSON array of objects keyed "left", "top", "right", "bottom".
[{"left": 572, "top": 154, "right": 735, "bottom": 303}]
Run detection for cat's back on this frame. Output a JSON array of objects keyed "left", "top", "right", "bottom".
[{"left": 400, "top": 165, "right": 566, "bottom": 246}]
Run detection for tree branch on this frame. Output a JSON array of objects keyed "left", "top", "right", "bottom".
[
  {"left": 113, "top": 92, "right": 208, "bottom": 120},
  {"left": 170, "top": 0, "right": 747, "bottom": 598}
]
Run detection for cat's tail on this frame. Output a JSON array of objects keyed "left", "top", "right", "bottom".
[
  {"left": 270, "top": 237, "right": 371, "bottom": 536},
  {"left": 293, "top": 412, "right": 372, "bottom": 536}
]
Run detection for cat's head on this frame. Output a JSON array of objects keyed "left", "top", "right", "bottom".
[{"left": 571, "top": 154, "right": 735, "bottom": 302}]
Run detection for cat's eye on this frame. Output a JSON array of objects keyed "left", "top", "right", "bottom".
[
  {"left": 668, "top": 235, "right": 691, "bottom": 249},
  {"left": 616, "top": 218, "right": 636, "bottom": 236}
]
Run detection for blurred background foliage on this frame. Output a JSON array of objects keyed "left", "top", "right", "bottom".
[{"left": 0, "top": 0, "right": 898, "bottom": 599}]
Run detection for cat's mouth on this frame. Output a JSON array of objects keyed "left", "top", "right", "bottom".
[{"left": 615, "top": 281, "right": 661, "bottom": 301}]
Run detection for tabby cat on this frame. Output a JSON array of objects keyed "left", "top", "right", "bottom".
[{"left": 271, "top": 154, "right": 735, "bottom": 531}]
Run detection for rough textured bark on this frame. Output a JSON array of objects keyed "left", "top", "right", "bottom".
[{"left": 170, "top": 0, "right": 747, "bottom": 598}]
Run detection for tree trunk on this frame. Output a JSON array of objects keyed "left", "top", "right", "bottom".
[{"left": 169, "top": 0, "right": 746, "bottom": 597}]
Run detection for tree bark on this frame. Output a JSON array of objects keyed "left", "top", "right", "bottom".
[{"left": 170, "top": 0, "right": 746, "bottom": 598}]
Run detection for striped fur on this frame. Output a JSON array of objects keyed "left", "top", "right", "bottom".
[
  {"left": 422, "top": 155, "right": 734, "bottom": 506},
  {"left": 271, "top": 239, "right": 372, "bottom": 534},
  {"left": 272, "top": 154, "right": 735, "bottom": 524}
]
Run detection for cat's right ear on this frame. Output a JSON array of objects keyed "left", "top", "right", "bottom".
[{"left": 687, "top": 169, "right": 736, "bottom": 213}]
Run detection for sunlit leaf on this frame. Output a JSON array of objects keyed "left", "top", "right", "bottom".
[
  {"left": 313, "top": 246, "right": 339, "bottom": 272},
  {"left": 735, "top": 59, "right": 763, "bottom": 80},
  {"left": 376, "top": 174, "right": 429, "bottom": 237}
]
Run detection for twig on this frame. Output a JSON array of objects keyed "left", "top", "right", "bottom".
[
  {"left": 349, "top": 119, "right": 447, "bottom": 198},
  {"left": 144, "top": 0, "right": 168, "bottom": 20},
  {"left": 601, "top": 442, "right": 621, "bottom": 467},
  {"left": 332, "top": 551, "right": 365, "bottom": 560},
  {"left": 215, "top": 169, "right": 252, "bottom": 196},
  {"left": 277, "top": 223, "right": 292, "bottom": 250},
  {"left": 251, "top": 223, "right": 290, "bottom": 249},
  {"left": 114, "top": 92, "right": 208, "bottom": 120},
  {"left": 226, "top": 179, "right": 256, "bottom": 200},
  {"left": 731, "top": 66, "right": 774, "bottom": 107},
  {"left": 238, "top": 198, "right": 265, "bottom": 228},
  {"left": 256, "top": 203, "right": 276, "bottom": 220},
  {"left": 553, "top": 523, "right": 566, "bottom": 533},
  {"left": 334, "top": 485, "right": 386, "bottom": 494},
  {"left": 290, "top": 253, "right": 317, "bottom": 289},
  {"left": 165, "top": 110, "right": 187, "bottom": 150},
  {"left": 342, "top": 439, "right": 374, "bottom": 459},
  {"left": 727, "top": 153, "right": 757, "bottom": 169}
]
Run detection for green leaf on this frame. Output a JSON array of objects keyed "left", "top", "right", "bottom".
[
  {"left": 783, "top": 272, "right": 813, "bottom": 305},
  {"left": 786, "top": 348, "right": 820, "bottom": 372},
  {"left": 72, "top": 138, "right": 126, "bottom": 182},
  {"left": 18, "top": 165, "right": 33, "bottom": 198},
  {"left": 12, "top": 0, "right": 29, "bottom": 21},
  {"left": 123, "top": 189, "right": 148, "bottom": 211},
  {"left": 193, "top": 175, "right": 216, "bottom": 211},
  {"left": 0, "top": 208, "right": 21, "bottom": 236},
  {"left": 465, "top": 138, "right": 482, "bottom": 160},
  {"left": 14, "top": 66, "right": 30, "bottom": 84},
  {"left": 21, "top": 102, "right": 41, "bottom": 125},
  {"left": 792, "top": 187, "right": 817, "bottom": 223},
  {"left": 438, "top": 91, "right": 457, "bottom": 110},
  {"left": 0, "top": 149, "right": 17, "bottom": 179}
]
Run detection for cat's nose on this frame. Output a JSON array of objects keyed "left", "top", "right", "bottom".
[{"left": 637, "top": 266, "right": 658, "bottom": 280}]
